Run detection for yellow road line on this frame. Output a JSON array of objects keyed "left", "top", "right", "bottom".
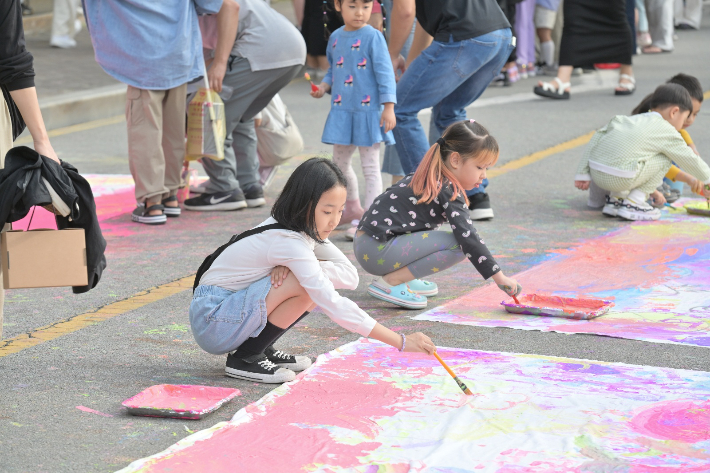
[
  {"left": 488, "top": 131, "right": 595, "bottom": 179},
  {"left": 0, "top": 275, "right": 194, "bottom": 357},
  {"left": 14, "top": 115, "right": 125, "bottom": 145}
]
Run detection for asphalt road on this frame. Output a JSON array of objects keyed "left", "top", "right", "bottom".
[{"left": 2, "top": 17, "right": 710, "bottom": 472}]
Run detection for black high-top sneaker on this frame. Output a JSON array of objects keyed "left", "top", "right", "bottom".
[
  {"left": 264, "top": 346, "right": 313, "bottom": 372},
  {"left": 225, "top": 352, "right": 295, "bottom": 383}
]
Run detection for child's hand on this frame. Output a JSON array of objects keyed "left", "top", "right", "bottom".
[
  {"left": 270, "top": 266, "right": 290, "bottom": 287},
  {"left": 310, "top": 82, "right": 330, "bottom": 98},
  {"left": 650, "top": 189, "right": 666, "bottom": 207},
  {"left": 380, "top": 103, "right": 396, "bottom": 133},
  {"left": 492, "top": 272, "right": 522, "bottom": 297},
  {"left": 403, "top": 332, "right": 436, "bottom": 355},
  {"left": 575, "top": 180, "right": 590, "bottom": 191},
  {"left": 686, "top": 177, "right": 704, "bottom": 195},
  {"left": 703, "top": 184, "right": 710, "bottom": 199}
]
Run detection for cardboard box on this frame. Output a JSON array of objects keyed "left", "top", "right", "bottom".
[{"left": 1, "top": 228, "right": 88, "bottom": 289}]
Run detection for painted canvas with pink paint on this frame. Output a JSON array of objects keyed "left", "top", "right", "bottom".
[
  {"left": 416, "top": 218, "right": 710, "bottom": 347},
  {"left": 118, "top": 339, "right": 710, "bottom": 472},
  {"left": 122, "top": 385, "right": 240, "bottom": 419}
]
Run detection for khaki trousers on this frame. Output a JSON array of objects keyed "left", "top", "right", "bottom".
[
  {"left": 51, "top": 0, "right": 80, "bottom": 38},
  {"left": 0, "top": 95, "right": 12, "bottom": 340},
  {"left": 125, "top": 84, "right": 186, "bottom": 203}
]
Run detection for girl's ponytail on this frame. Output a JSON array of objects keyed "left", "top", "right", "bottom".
[
  {"left": 410, "top": 142, "right": 466, "bottom": 205},
  {"left": 410, "top": 120, "right": 499, "bottom": 205}
]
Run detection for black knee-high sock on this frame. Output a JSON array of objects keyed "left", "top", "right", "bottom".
[
  {"left": 269, "top": 311, "right": 310, "bottom": 348},
  {"left": 234, "top": 322, "right": 286, "bottom": 359},
  {"left": 234, "top": 312, "right": 310, "bottom": 359}
]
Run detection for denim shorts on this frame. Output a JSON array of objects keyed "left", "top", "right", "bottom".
[{"left": 189, "top": 276, "right": 272, "bottom": 355}]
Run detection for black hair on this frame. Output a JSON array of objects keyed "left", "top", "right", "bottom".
[
  {"left": 271, "top": 157, "right": 347, "bottom": 243},
  {"left": 632, "top": 73, "right": 703, "bottom": 115},
  {"left": 324, "top": 0, "right": 375, "bottom": 40},
  {"left": 649, "top": 83, "right": 693, "bottom": 114},
  {"left": 667, "top": 73, "right": 704, "bottom": 103}
]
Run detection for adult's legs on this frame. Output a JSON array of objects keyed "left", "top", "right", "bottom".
[
  {"left": 161, "top": 83, "right": 187, "bottom": 205},
  {"left": 645, "top": 0, "right": 675, "bottom": 51},
  {"left": 675, "top": 0, "right": 703, "bottom": 28},
  {"left": 51, "top": 0, "right": 79, "bottom": 44},
  {"left": 234, "top": 64, "right": 302, "bottom": 190},
  {"left": 126, "top": 86, "right": 169, "bottom": 209},
  {"left": 393, "top": 29, "right": 513, "bottom": 174}
]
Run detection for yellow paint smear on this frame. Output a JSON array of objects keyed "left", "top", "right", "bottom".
[{"left": 0, "top": 275, "right": 194, "bottom": 357}]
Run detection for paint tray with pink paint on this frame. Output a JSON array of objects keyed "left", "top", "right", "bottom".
[
  {"left": 122, "top": 384, "right": 240, "bottom": 420},
  {"left": 501, "top": 294, "right": 614, "bottom": 320}
]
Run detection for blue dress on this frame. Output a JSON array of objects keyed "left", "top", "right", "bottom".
[{"left": 321, "top": 25, "right": 397, "bottom": 147}]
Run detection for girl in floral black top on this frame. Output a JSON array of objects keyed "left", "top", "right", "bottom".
[{"left": 353, "top": 120, "right": 521, "bottom": 309}]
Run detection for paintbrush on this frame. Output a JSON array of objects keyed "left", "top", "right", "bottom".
[
  {"left": 512, "top": 294, "right": 521, "bottom": 305},
  {"left": 433, "top": 352, "right": 473, "bottom": 395},
  {"left": 304, "top": 73, "right": 319, "bottom": 93}
]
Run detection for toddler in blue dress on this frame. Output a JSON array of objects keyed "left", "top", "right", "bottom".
[{"left": 311, "top": 0, "right": 396, "bottom": 239}]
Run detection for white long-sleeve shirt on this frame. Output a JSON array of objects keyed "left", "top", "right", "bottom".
[{"left": 199, "top": 217, "right": 377, "bottom": 337}]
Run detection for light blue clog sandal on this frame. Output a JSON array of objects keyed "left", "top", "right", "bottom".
[
  {"left": 367, "top": 277, "right": 427, "bottom": 310},
  {"left": 406, "top": 279, "right": 438, "bottom": 297}
]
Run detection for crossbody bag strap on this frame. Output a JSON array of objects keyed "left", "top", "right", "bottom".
[{"left": 193, "top": 223, "right": 287, "bottom": 292}]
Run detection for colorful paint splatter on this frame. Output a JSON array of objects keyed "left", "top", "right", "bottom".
[
  {"left": 118, "top": 339, "right": 710, "bottom": 472},
  {"left": 415, "top": 217, "right": 710, "bottom": 347}
]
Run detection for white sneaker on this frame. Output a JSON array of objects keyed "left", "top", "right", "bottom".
[
  {"left": 50, "top": 35, "right": 77, "bottom": 49},
  {"left": 617, "top": 197, "right": 661, "bottom": 221},
  {"left": 602, "top": 195, "right": 622, "bottom": 217}
]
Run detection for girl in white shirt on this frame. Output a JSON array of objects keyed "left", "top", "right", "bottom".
[{"left": 190, "top": 158, "right": 435, "bottom": 383}]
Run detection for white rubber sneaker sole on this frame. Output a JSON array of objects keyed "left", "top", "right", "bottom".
[
  {"left": 246, "top": 197, "right": 266, "bottom": 208},
  {"left": 184, "top": 201, "right": 247, "bottom": 211},
  {"left": 617, "top": 208, "right": 661, "bottom": 221},
  {"left": 225, "top": 366, "right": 296, "bottom": 384},
  {"left": 470, "top": 208, "right": 494, "bottom": 220},
  {"left": 601, "top": 204, "right": 619, "bottom": 217},
  {"left": 367, "top": 285, "right": 427, "bottom": 310},
  {"left": 273, "top": 356, "right": 312, "bottom": 372}
]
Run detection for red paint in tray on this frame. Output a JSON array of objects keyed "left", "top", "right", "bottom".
[{"left": 501, "top": 294, "right": 614, "bottom": 320}]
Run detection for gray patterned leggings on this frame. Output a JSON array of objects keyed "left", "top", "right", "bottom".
[{"left": 353, "top": 231, "right": 467, "bottom": 278}]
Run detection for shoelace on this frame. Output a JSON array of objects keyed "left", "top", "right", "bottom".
[
  {"left": 272, "top": 350, "right": 292, "bottom": 360},
  {"left": 257, "top": 359, "right": 279, "bottom": 371}
]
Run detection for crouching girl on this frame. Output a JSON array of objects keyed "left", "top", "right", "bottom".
[{"left": 190, "top": 158, "right": 435, "bottom": 383}]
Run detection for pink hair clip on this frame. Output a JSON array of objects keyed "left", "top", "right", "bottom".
[{"left": 469, "top": 119, "right": 475, "bottom": 123}]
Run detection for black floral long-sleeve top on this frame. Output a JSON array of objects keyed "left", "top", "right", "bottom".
[{"left": 357, "top": 175, "right": 500, "bottom": 279}]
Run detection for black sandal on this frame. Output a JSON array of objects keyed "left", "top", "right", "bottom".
[
  {"left": 161, "top": 195, "right": 181, "bottom": 217},
  {"left": 131, "top": 203, "right": 167, "bottom": 225},
  {"left": 533, "top": 78, "right": 571, "bottom": 100}
]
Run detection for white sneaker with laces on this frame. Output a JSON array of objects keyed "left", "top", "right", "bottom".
[
  {"left": 602, "top": 195, "right": 622, "bottom": 217},
  {"left": 617, "top": 191, "right": 661, "bottom": 221}
]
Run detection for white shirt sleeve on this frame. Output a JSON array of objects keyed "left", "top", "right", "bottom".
[
  {"left": 314, "top": 239, "right": 359, "bottom": 290},
  {"left": 267, "top": 234, "right": 376, "bottom": 337}
]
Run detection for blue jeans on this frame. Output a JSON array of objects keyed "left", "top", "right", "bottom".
[{"left": 392, "top": 29, "right": 514, "bottom": 176}]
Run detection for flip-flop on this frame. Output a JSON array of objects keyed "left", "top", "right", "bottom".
[
  {"left": 615, "top": 74, "right": 636, "bottom": 96},
  {"left": 533, "top": 77, "right": 571, "bottom": 100}
]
